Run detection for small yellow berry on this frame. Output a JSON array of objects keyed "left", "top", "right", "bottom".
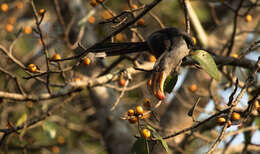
[
  {"left": 149, "top": 55, "right": 156, "bottom": 62},
  {"left": 136, "top": 18, "right": 145, "bottom": 27},
  {"left": 131, "top": 4, "right": 138, "bottom": 9},
  {"left": 88, "top": 16, "right": 95, "bottom": 24},
  {"left": 127, "top": 109, "right": 135, "bottom": 116},
  {"left": 245, "top": 14, "right": 252, "bottom": 23},
  {"left": 24, "top": 26, "right": 32, "bottom": 35},
  {"left": 73, "top": 77, "right": 81, "bottom": 82},
  {"left": 52, "top": 53, "right": 61, "bottom": 60},
  {"left": 28, "top": 64, "right": 37, "bottom": 73},
  {"left": 135, "top": 106, "right": 144, "bottom": 115},
  {"left": 217, "top": 117, "right": 226, "bottom": 125},
  {"left": 52, "top": 146, "right": 60, "bottom": 153},
  {"left": 182, "top": 18, "right": 186, "bottom": 25},
  {"left": 115, "top": 33, "right": 124, "bottom": 41},
  {"left": 254, "top": 100, "right": 259, "bottom": 108},
  {"left": 232, "top": 112, "right": 241, "bottom": 120},
  {"left": 90, "top": 0, "right": 98, "bottom": 7},
  {"left": 142, "top": 129, "right": 151, "bottom": 139},
  {"left": 57, "top": 136, "right": 65, "bottom": 144},
  {"left": 102, "top": 11, "right": 113, "bottom": 19},
  {"left": 231, "top": 53, "right": 239, "bottom": 58},
  {"left": 5, "top": 24, "right": 13, "bottom": 32},
  {"left": 147, "top": 79, "right": 152, "bottom": 87},
  {"left": 118, "top": 78, "right": 126, "bottom": 87},
  {"left": 83, "top": 57, "right": 91, "bottom": 66},
  {"left": 39, "top": 9, "right": 45, "bottom": 15},
  {"left": 227, "top": 120, "right": 232, "bottom": 127},
  {"left": 192, "top": 37, "right": 197, "bottom": 45},
  {"left": 189, "top": 84, "right": 197, "bottom": 92},
  {"left": 1, "top": 3, "right": 8, "bottom": 12},
  {"left": 143, "top": 98, "right": 151, "bottom": 108}
]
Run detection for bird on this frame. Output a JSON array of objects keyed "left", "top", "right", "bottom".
[
  {"left": 87, "top": 27, "right": 194, "bottom": 58},
  {"left": 87, "top": 27, "right": 194, "bottom": 99}
]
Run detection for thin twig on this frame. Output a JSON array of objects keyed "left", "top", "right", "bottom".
[
  {"left": 0, "top": 62, "right": 154, "bottom": 101},
  {"left": 104, "top": 80, "right": 146, "bottom": 91},
  {"left": 163, "top": 108, "right": 230, "bottom": 140},
  {"left": 222, "top": 135, "right": 237, "bottom": 154},
  {"left": 0, "top": 94, "right": 76, "bottom": 146},
  {"left": 149, "top": 11, "right": 165, "bottom": 28},
  {"left": 111, "top": 79, "right": 129, "bottom": 110},
  {"left": 206, "top": 121, "right": 229, "bottom": 154},
  {"left": 206, "top": 56, "right": 260, "bottom": 154},
  {"left": 30, "top": 0, "right": 52, "bottom": 93},
  {"left": 0, "top": 67, "right": 25, "bottom": 95},
  {"left": 183, "top": 0, "right": 191, "bottom": 33},
  {"left": 226, "top": 0, "right": 245, "bottom": 56},
  {"left": 0, "top": 44, "right": 64, "bottom": 87}
]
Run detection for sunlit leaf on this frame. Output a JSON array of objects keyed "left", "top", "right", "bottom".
[
  {"left": 147, "top": 125, "right": 170, "bottom": 154},
  {"left": 131, "top": 137, "right": 149, "bottom": 154},
  {"left": 42, "top": 120, "right": 56, "bottom": 139},
  {"left": 160, "top": 138, "right": 170, "bottom": 154},
  {"left": 244, "top": 131, "right": 251, "bottom": 143},
  {"left": 255, "top": 117, "right": 260, "bottom": 127},
  {"left": 146, "top": 125, "right": 156, "bottom": 132},
  {"left": 191, "top": 50, "right": 221, "bottom": 81},
  {"left": 164, "top": 74, "right": 178, "bottom": 93},
  {"left": 16, "top": 113, "right": 27, "bottom": 127}
]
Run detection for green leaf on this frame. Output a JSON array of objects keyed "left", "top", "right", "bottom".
[
  {"left": 147, "top": 125, "right": 171, "bottom": 154},
  {"left": 164, "top": 74, "right": 178, "bottom": 93},
  {"left": 255, "top": 117, "right": 260, "bottom": 127},
  {"left": 16, "top": 113, "right": 27, "bottom": 127},
  {"left": 160, "top": 138, "right": 170, "bottom": 154},
  {"left": 131, "top": 137, "right": 149, "bottom": 154},
  {"left": 42, "top": 120, "right": 56, "bottom": 139},
  {"left": 146, "top": 125, "right": 156, "bottom": 132},
  {"left": 244, "top": 131, "right": 251, "bottom": 143},
  {"left": 191, "top": 50, "right": 221, "bottom": 81}
]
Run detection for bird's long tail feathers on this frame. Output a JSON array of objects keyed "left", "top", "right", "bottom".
[{"left": 87, "top": 42, "right": 149, "bottom": 57}]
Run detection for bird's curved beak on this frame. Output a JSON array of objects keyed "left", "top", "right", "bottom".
[{"left": 151, "top": 71, "right": 166, "bottom": 100}]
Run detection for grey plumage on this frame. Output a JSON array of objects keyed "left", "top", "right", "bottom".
[{"left": 87, "top": 27, "right": 193, "bottom": 99}]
